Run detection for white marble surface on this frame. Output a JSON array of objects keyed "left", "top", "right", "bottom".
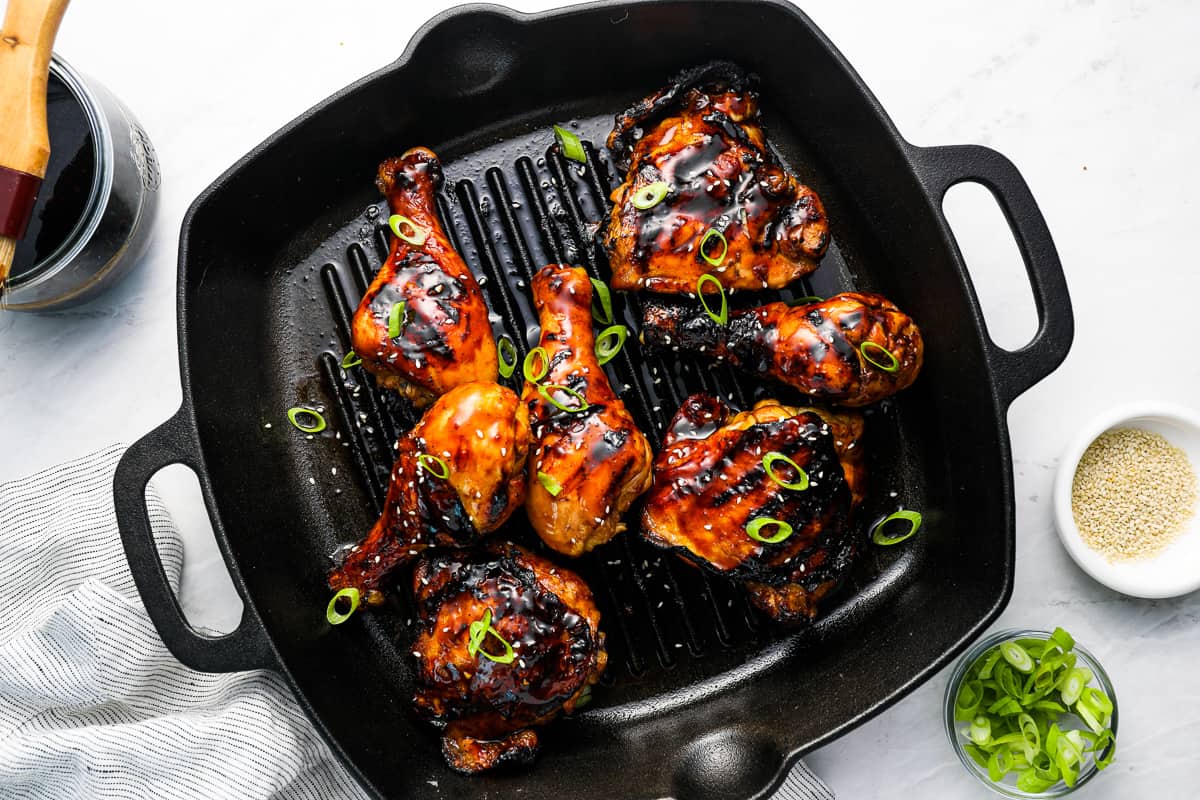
[{"left": 2, "top": 1, "right": 1198, "bottom": 797}]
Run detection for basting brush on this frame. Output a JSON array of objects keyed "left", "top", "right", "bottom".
[{"left": 0, "top": 0, "right": 70, "bottom": 296}]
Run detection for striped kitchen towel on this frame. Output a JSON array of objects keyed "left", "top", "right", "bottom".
[{"left": 0, "top": 445, "right": 833, "bottom": 800}]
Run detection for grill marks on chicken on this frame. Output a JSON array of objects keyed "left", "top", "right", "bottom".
[
  {"left": 411, "top": 542, "right": 606, "bottom": 774},
  {"left": 641, "top": 292, "right": 923, "bottom": 407},
  {"left": 328, "top": 382, "right": 530, "bottom": 603},
  {"left": 641, "top": 394, "right": 865, "bottom": 622},
  {"left": 603, "top": 62, "right": 830, "bottom": 294},
  {"left": 520, "top": 265, "right": 654, "bottom": 557},
  {"left": 351, "top": 147, "right": 497, "bottom": 407}
]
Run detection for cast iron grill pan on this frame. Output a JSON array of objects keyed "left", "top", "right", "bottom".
[{"left": 112, "top": 3, "right": 1073, "bottom": 799}]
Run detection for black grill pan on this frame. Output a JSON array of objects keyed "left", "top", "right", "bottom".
[{"left": 112, "top": 2, "right": 1073, "bottom": 798}]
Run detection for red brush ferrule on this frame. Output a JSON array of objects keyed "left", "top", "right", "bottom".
[{"left": 0, "top": 166, "right": 43, "bottom": 240}]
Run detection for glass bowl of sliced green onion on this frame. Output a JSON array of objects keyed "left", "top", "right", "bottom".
[{"left": 943, "top": 628, "right": 1117, "bottom": 797}]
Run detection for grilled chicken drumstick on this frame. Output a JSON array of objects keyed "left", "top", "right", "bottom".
[
  {"left": 641, "top": 394, "right": 865, "bottom": 623},
  {"left": 351, "top": 147, "right": 497, "bottom": 407},
  {"left": 603, "top": 62, "right": 830, "bottom": 294},
  {"left": 522, "top": 265, "right": 653, "bottom": 557},
  {"left": 329, "top": 382, "right": 530, "bottom": 604},
  {"left": 641, "top": 292, "right": 923, "bottom": 407},
  {"left": 411, "top": 542, "right": 606, "bottom": 774}
]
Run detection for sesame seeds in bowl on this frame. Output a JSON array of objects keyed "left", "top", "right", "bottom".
[{"left": 1053, "top": 403, "right": 1200, "bottom": 599}]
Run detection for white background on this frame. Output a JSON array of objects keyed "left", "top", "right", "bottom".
[{"left": 2, "top": 1, "right": 1198, "bottom": 797}]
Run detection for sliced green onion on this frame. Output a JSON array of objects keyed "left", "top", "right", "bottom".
[
  {"left": 955, "top": 679, "right": 985, "bottom": 721},
  {"left": 553, "top": 125, "right": 587, "bottom": 164},
  {"left": 1080, "top": 686, "right": 1113, "bottom": 716},
  {"left": 696, "top": 273, "right": 728, "bottom": 325},
  {"left": 1060, "top": 668, "right": 1087, "bottom": 706},
  {"left": 595, "top": 325, "right": 628, "bottom": 366},
  {"left": 976, "top": 648, "right": 1003, "bottom": 680},
  {"left": 987, "top": 750, "right": 1011, "bottom": 782},
  {"left": 1001, "top": 641, "right": 1036, "bottom": 674},
  {"left": 590, "top": 278, "right": 614, "bottom": 325},
  {"left": 745, "top": 517, "right": 794, "bottom": 544},
  {"left": 955, "top": 628, "right": 1117, "bottom": 788},
  {"left": 698, "top": 227, "right": 728, "bottom": 267},
  {"left": 388, "top": 301, "right": 406, "bottom": 339},
  {"left": 341, "top": 351, "right": 362, "bottom": 369},
  {"left": 326, "top": 587, "right": 360, "bottom": 625},
  {"left": 417, "top": 453, "right": 449, "bottom": 479},
  {"left": 632, "top": 181, "right": 670, "bottom": 210},
  {"left": 762, "top": 451, "right": 809, "bottom": 491},
  {"left": 870, "top": 510, "right": 923, "bottom": 545},
  {"left": 523, "top": 347, "right": 549, "bottom": 384},
  {"left": 964, "top": 744, "right": 990, "bottom": 770},
  {"left": 389, "top": 214, "right": 427, "bottom": 246},
  {"left": 538, "top": 383, "right": 590, "bottom": 413},
  {"left": 538, "top": 471, "right": 562, "bottom": 497},
  {"left": 967, "top": 715, "right": 991, "bottom": 746},
  {"left": 1092, "top": 730, "right": 1116, "bottom": 769},
  {"left": 1017, "top": 712, "right": 1041, "bottom": 753},
  {"left": 1050, "top": 627, "right": 1075, "bottom": 653},
  {"left": 497, "top": 336, "right": 518, "bottom": 379},
  {"left": 787, "top": 295, "right": 825, "bottom": 306},
  {"left": 467, "top": 608, "right": 516, "bottom": 664},
  {"left": 859, "top": 340, "right": 900, "bottom": 373},
  {"left": 987, "top": 696, "right": 1022, "bottom": 716},
  {"left": 287, "top": 407, "right": 326, "bottom": 434}
]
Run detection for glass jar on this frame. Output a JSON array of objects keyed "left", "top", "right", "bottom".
[
  {"left": 3, "top": 54, "right": 159, "bottom": 310},
  {"left": 943, "top": 628, "right": 1118, "bottom": 798}
]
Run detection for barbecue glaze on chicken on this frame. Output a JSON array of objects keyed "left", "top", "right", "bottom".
[
  {"left": 603, "top": 62, "right": 829, "bottom": 294},
  {"left": 522, "top": 265, "right": 653, "bottom": 557},
  {"left": 641, "top": 394, "right": 865, "bottom": 623},
  {"left": 351, "top": 147, "right": 497, "bottom": 407},
  {"left": 640, "top": 292, "right": 923, "bottom": 407},
  {"left": 328, "top": 382, "right": 530, "bottom": 604},
  {"left": 411, "top": 542, "right": 606, "bottom": 774}
]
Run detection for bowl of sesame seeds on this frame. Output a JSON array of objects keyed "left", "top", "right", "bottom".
[{"left": 1053, "top": 402, "right": 1200, "bottom": 598}]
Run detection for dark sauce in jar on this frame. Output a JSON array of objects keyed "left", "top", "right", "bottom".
[{"left": 9, "top": 72, "right": 96, "bottom": 281}]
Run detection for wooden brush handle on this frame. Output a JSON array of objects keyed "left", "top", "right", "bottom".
[
  {"left": 0, "top": 0, "right": 68, "bottom": 241},
  {"left": 0, "top": 0, "right": 69, "bottom": 176}
]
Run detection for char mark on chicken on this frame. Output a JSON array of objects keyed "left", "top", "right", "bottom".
[{"left": 603, "top": 62, "right": 830, "bottom": 295}]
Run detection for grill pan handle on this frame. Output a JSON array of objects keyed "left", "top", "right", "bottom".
[
  {"left": 113, "top": 406, "right": 276, "bottom": 673},
  {"left": 911, "top": 144, "right": 1074, "bottom": 406}
]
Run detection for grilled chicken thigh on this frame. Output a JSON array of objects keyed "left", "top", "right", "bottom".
[
  {"left": 411, "top": 542, "right": 606, "bottom": 773},
  {"left": 603, "top": 62, "right": 830, "bottom": 294},
  {"left": 329, "top": 382, "right": 530, "bottom": 604},
  {"left": 641, "top": 292, "right": 923, "bottom": 407},
  {"left": 351, "top": 147, "right": 497, "bottom": 407},
  {"left": 522, "top": 265, "right": 653, "bottom": 557},
  {"left": 641, "top": 394, "right": 865, "bottom": 623}
]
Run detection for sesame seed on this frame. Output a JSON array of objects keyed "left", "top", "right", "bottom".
[{"left": 1072, "top": 428, "right": 1197, "bottom": 560}]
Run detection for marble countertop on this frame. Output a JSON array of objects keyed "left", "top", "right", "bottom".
[{"left": 2, "top": 1, "right": 1197, "bottom": 796}]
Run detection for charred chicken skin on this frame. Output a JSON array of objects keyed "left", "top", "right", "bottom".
[
  {"left": 641, "top": 292, "right": 923, "bottom": 407},
  {"left": 328, "top": 382, "right": 530, "bottom": 604},
  {"left": 351, "top": 147, "right": 497, "bottom": 407},
  {"left": 411, "top": 542, "right": 606, "bottom": 774},
  {"left": 522, "top": 265, "right": 653, "bottom": 557},
  {"left": 641, "top": 394, "right": 866, "bottom": 623},
  {"left": 603, "top": 62, "right": 830, "bottom": 294}
]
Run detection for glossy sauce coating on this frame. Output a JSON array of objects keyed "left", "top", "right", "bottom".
[
  {"left": 411, "top": 542, "right": 606, "bottom": 774},
  {"left": 641, "top": 394, "right": 865, "bottom": 622},
  {"left": 351, "top": 147, "right": 497, "bottom": 407},
  {"left": 603, "top": 62, "right": 829, "bottom": 294},
  {"left": 521, "top": 265, "right": 653, "bottom": 557},
  {"left": 641, "top": 292, "right": 923, "bottom": 407},
  {"left": 328, "top": 382, "right": 530, "bottom": 602}
]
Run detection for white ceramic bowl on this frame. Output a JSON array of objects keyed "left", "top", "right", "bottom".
[{"left": 1053, "top": 402, "right": 1200, "bottom": 599}]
